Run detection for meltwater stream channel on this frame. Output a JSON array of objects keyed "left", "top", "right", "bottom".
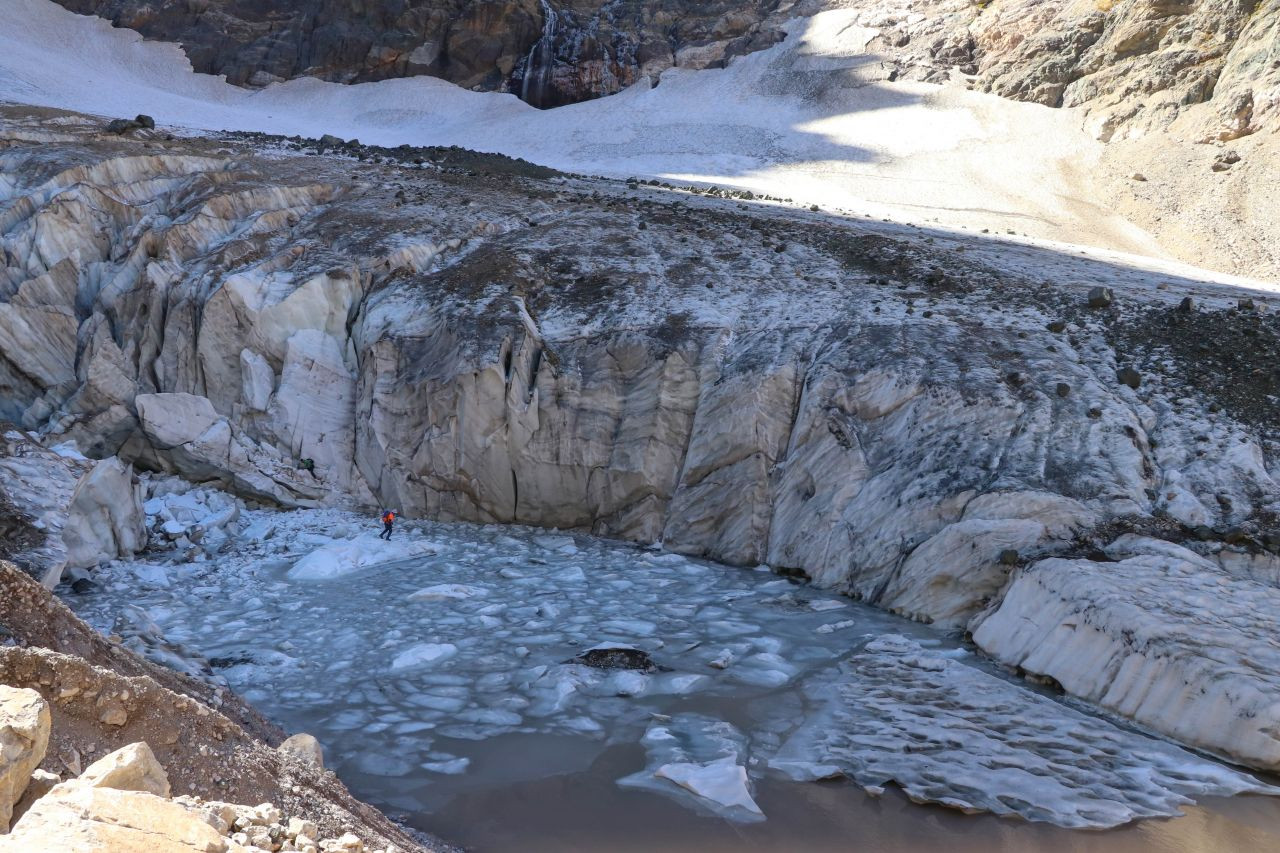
[{"left": 65, "top": 510, "right": 1280, "bottom": 852}]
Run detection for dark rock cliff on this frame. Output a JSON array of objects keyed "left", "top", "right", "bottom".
[{"left": 48, "top": 0, "right": 786, "bottom": 107}]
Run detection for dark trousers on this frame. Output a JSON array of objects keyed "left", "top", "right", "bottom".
[{"left": 380, "top": 521, "right": 393, "bottom": 540}]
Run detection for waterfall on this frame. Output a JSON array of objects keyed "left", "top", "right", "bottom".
[{"left": 521, "top": 0, "right": 559, "bottom": 107}]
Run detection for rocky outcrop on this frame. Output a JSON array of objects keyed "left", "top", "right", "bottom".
[
  {"left": 0, "top": 686, "right": 50, "bottom": 832},
  {"left": 4, "top": 117, "right": 1280, "bottom": 771},
  {"left": 813, "top": 0, "right": 1280, "bottom": 142},
  {"left": 46, "top": 0, "right": 786, "bottom": 106},
  {"left": 2, "top": 738, "right": 407, "bottom": 852}
]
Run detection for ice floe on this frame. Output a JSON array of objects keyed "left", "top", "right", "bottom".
[
  {"left": 288, "top": 534, "right": 439, "bottom": 580},
  {"left": 619, "top": 714, "right": 763, "bottom": 822},
  {"left": 770, "top": 635, "right": 1279, "bottom": 828}
]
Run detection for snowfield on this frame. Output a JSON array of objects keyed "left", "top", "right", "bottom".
[{"left": 0, "top": 0, "right": 1176, "bottom": 259}]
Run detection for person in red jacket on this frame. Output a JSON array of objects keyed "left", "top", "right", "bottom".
[{"left": 379, "top": 509, "right": 397, "bottom": 540}]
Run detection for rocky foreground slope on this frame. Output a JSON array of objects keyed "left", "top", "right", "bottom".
[
  {"left": 0, "top": 684, "right": 409, "bottom": 852},
  {"left": 3, "top": 104, "right": 1280, "bottom": 775},
  {"left": 0, "top": 561, "right": 436, "bottom": 851}
]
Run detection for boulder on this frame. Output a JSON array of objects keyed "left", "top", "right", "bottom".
[
  {"left": 0, "top": 686, "right": 50, "bottom": 832},
  {"left": 136, "top": 393, "right": 223, "bottom": 451},
  {"left": 104, "top": 118, "right": 142, "bottom": 135},
  {"left": 1, "top": 781, "right": 234, "bottom": 852},
  {"left": 78, "top": 742, "right": 171, "bottom": 797},
  {"left": 279, "top": 733, "right": 325, "bottom": 769},
  {"left": 1087, "top": 286, "right": 1114, "bottom": 308},
  {"left": 1116, "top": 366, "right": 1142, "bottom": 389}
]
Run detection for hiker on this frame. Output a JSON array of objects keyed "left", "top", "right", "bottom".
[
  {"left": 379, "top": 509, "right": 396, "bottom": 540},
  {"left": 298, "top": 457, "right": 317, "bottom": 479}
]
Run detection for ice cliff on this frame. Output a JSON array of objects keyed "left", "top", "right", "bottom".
[{"left": 3, "top": 109, "right": 1280, "bottom": 773}]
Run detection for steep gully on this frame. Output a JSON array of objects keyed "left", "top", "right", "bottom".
[{"left": 4, "top": 108, "right": 1280, "bottom": 785}]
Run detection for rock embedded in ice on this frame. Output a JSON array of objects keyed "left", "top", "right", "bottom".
[
  {"left": 770, "top": 635, "right": 1277, "bottom": 829},
  {"left": 972, "top": 555, "right": 1280, "bottom": 772},
  {"left": 574, "top": 644, "right": 658, "bottom": 671},
  {"left": 390, "top": 643, "right": 458, "bottom": 672}
]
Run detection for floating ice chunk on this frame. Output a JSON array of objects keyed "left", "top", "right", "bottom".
[
  {"left": 808, "top": 599, "right": 847, "bottom": 612},
  {"left": 618, "top": 714, "right": 763, "bottom": 822},
  {"left": 131, "top": 562, "right": 170, "bottom": 588},
  {"left": 408, "top": 583, "right": 487, "bottom": 601},
  {"left": 770, "top": 635, "right": 1279, "bottom": 829},
  {"left": 654, "top": 673, "right": 709, "bottom": 695},
  {"left": 406, "top": 692, "right": 468, "bottom": 713},
  {"left": 390, "top": 642, "right": 458, "bottom": 672},
  {"left": 456, "top": 708, "right": 523, "bottom": 726},
  {"left": 423, "top": 757, "right": 470, "bottom": 775},
  {"left": 288, "top": 535, "right": 439, "bottom": 580},
  {"left": 533, "top": 534, "right": 578, "bottom": 554},
  {"left": 730, "top": 653, "right": 797, "bottom": 687},
  {"left": 352, "top": 753, "right": 414, "bottom": 777},
  {"left": 655, "top": 758, "right": 763, "bottom": 817},
  {"left": 563, "top": 716, "right": 603, "bottom": 733},
  {"left": 816, "top": 620, "right": 856, "bottom": 634},
  {"left": 553, "top": 566, "right": 587, "bottom": 583},
  {"left": 601, "top": 618, "right": 657, "bottom": 636},
  {"left": 606, "top": 671, "right": 650, "bottom": 697}
]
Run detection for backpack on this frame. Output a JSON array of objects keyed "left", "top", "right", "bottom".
[{"left": 382, "top": 511, "right": 395, "bottom": 524}]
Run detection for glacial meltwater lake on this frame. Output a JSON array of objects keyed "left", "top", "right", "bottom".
[{"left": 66, "top": 511, "right": 1280, "bottom": 852}]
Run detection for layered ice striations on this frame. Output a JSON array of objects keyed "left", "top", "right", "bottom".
[
  {"left": 771, "top": 635, "right": 1278, "bottom": 829},
  {"left": 973, "top": 554, "right": 1280, "bottom": 772}
]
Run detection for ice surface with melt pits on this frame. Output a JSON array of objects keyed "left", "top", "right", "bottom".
[{"left": 66, "top": 507, "right": 1279, "bottom": 829}]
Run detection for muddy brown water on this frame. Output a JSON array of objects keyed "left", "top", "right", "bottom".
[{"left": 369, "top": 734, "right": 1280, "bottom": 853}]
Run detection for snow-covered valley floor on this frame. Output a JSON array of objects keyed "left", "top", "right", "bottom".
[{"left": 61, "top": 498, "right": 1280, "bottom": 850}]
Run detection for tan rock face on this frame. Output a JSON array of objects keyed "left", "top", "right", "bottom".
[
  {"left": 0, "top": 782, "right": 233, "bottom": 852},
  {"left": 816, "top": 0, "right": 1280, "bottom": 142},
  {"left": 0, "top": 685, "right": 51, "bottom": 832},
  {"left": 1, "top": 736, "right": 402, "bottom": 853}
]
